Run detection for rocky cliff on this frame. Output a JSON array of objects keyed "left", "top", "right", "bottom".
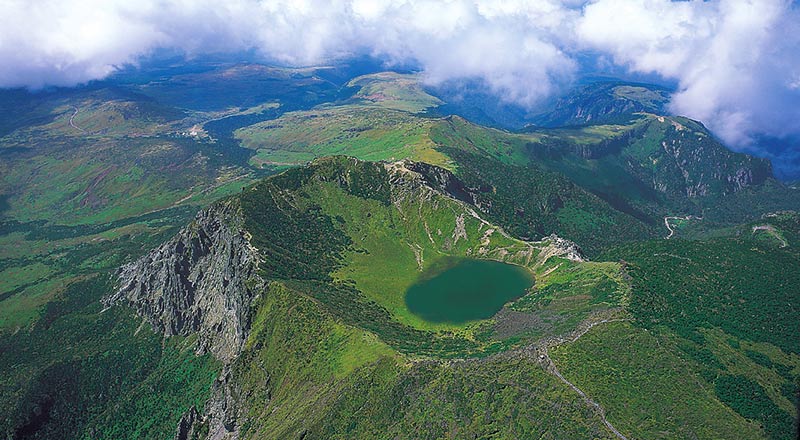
[
  {"left": 110, "top": 156, "right": 591, "bottom": 440},
  {"left": 530, "top": 82, "right": 670, "bottom": 128},
  {"left": 104, "top": 198, "right": 264, "bottom": 363},
  {"left": 651, "top": 121, "right": 772, "bottom": 197}
]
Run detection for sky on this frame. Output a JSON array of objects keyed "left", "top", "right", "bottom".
[{"left": 1, "top": 0, "right": 799, "bottom": 174}]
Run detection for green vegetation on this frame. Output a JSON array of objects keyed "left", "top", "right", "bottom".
[
  {"left": 434, "top": 146, "right": 654, "bottom": 255},
  {"left": 0, "top": 76, "right": 267, "bottom": 332},
  {"left": 219, "top": 282, "right": 618, "bottom": 439},
  {"left": 601, "top": 234, "right": 800, "bottom": 355},
  {"left": 236, "top": 105, "right": 451, "bottom": 169},
  {"left": 531, "top": 81, "right": 669, "bottom": 127},
  {"left": 503, "top": 261, "right": 630, "bottom": 340},
  {"left": 595, "top": 219, "right": 800, "bottom": 438},
  {"left": 237, "top": 156, "right": 580, "bottom": 354},
  {"left": 0, "top": 137, "right": 253, "bottom": 226},
  {"left": 0, "top": 64, "right": 315, "bottom": 438},
  {"left": 0, "top": 276, "right": 219, "bottom": 440},
  {"left": 0, "top": 206, "right": 196, "bottom": 330},
  {"left": 3, "top": 66, "right": 800, "bottom": 439},
  {"left": 715, "top": 375, "right": 794, "bottom": 440},
  {"left": 346, "top": 72, "right": 443, "bottom": 112},
  {"left": 551, "top": 321, "right": 765, "bottom": 439}
]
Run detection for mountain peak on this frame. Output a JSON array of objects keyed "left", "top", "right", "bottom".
[{"left": 531, "top": 81, "right": 671, "bottom": 128}]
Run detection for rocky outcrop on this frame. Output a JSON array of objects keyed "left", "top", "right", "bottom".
[
  {"left": 104, "top": 199, "right": 263, "bottom": 362},
  {"left": 202, "top": 366, "right": 248, "bottom": 440},
  {"left": 402, "top": 160, "right": 492, "bottom": 206},
  {"left": 538, "top": 234, "right": 585, "bottom": 262},
  {"left": 104, "top": 157, "right": 596, "bottom": 440},
  {"left": 385, "top": 159, "right": 585, "bottom": 265},
  {"left": 174, "top": 406, "right": 200, "bottom": 440},
  {"left": 173, "top": 365, "right": 252, "bottom": 440},
  {"left": 655, "top": 126, "right": 772, "bottom": 197}
]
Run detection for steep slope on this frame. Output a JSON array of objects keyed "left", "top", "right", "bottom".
[
  {"left": 113, "top": 156, "right": 590, "bottom": 358},
  {"left": 0, "top": 275, "right": 221, "bottom": 440},
  {"left": 3, "top": 67, "right": 800, "bottom": 440},
  {"left": 0, "top": 61, "right": 364, "bottom": 331},
  {"left": 430, "top": 116, "right": 656, "bottom": 254},
  {"left": 525, "top": 113, "right": 800, "bottom": 235},
  {"left": 235, "top": 104, "right": 800, "bottom": 255},
  {"left": 99, "top": 156, "right": 631, "bottom": 438},
  {"left": 100, "top": 156, "right": 791, "bottom": 439},
  {"left": 0, "top": 86, "right": 257, "bottom": 330},
  {"left": 531, "top": 115, "right": 772, "bottom": 197},
  {"left": 183, "top": 281, "right": 621, "bottom": 440},
  {"left": 106, "top": 200, "right": 263, "bottom": 362},
  {"left": 235, "top": 109, "right": 660, "bottom": 255},
  {"left": 530, "top": 81, "right": 670, "bottom": 128}
]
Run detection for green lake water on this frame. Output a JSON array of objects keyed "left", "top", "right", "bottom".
[{"left": 404, "top": 258, "right": 534, "bottom": 324}]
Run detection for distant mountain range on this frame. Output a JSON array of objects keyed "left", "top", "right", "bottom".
[{"left": 0, "top": 61, "right": 797, "bottom": 440}]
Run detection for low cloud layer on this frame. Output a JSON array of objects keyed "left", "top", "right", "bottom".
[
  {"left": 578, "top": 0, "right": 800, "bottom": 151},
  {"left": 1, "top": 0, "right": 798, "bottom": 172}
]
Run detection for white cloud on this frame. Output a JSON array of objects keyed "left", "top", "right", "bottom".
[
  {"left": 0, "top": 0, "right": 166, "bottom": 87},
  {"left": 0, "top": 0, "right": 798, "bottom": 165},
  {"left": 0, "top": 0, "right": 580, "bottom": 105},
  {"left": 578, "top": 0, "right": 800, "bottom": 147}
]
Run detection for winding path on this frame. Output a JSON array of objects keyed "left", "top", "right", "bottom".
[
  {"left": 538, "top": 318, "right": 632, "bottom": 440},
  {"left": 663, "top": 215, "right": 702, "bottom": 239},
  {"left": 752, "top": 225, "right": 789, "bottom": 247},
  {"left": 69, "top": 106, "right": 86, "bottom": 133}
]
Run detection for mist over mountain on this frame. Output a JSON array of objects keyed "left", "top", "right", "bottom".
[{"left": 1, "top": 0, "right": 798, "bottom": 176}]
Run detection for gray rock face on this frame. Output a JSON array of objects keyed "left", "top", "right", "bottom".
[
  {"left": 541, "top": 233, "right": 586, "bottom": 262},
  {"left": 653, "top": 125, "right": 772, "bottom": 198},
  {"left": 174, "top": 406, "right": 200, "bottom": 440},
  {"left": 172, "top": 369, "right": 245, "bottom": 440},
  {"left": 104, "top": 199, "right": 263, "bottom": 362},
  {"left": 394, "top": 160, "right": 494, "bottom": 212}
]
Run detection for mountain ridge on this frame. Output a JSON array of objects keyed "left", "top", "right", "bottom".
[{"left": 1, "top": 64, "right": 797, "bottom": 440}]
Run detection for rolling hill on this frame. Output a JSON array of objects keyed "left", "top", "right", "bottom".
[{"left": 0, "top": 63, "right": 798, "bottom": 440}]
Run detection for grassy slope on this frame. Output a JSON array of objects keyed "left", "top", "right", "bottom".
[
  {"left": 0, "top": 72, "right": 286, "bottom": 438},
  {"left": 232, "top": 79, "right": 798, "bottom": 254},
  {"left": 225, "top": 282, "right": 618, "bottom": 440},
  {"left": 428, "top": 116, "right": 660, "bottom": 252},
  {"left": 346, "top": 72, "right": 444, "bottom": 112},
  {"left": 239, "top": 156, "right": 605, "bottom": 356},
  {"left": 526, "top": 114, "right": 798, "bottom": 229},
  {"left": 0, "top": 276, "right": 219, "bottom": 440},
  {"left": 236, "top": 105, "right": 451, "bottom": 169},
  {"left": 0, "top": 85, "right": 266, "bottom": 330},
  {"left": 586, "top": 215, "right": 800, "bottom": 439},
  {"left": 235, "top": 107, "right": 660, "bottom": 256},
  {"left": 551, "top": 322, "right": 765, "bottom": 439},
  {"left": 224, "top": 204, "right": 799, "bottom": 439},
  {"left": 312, "top": 169, "right": 547, "bottom": 333},
  {"left": 231, "top": 157, "right": 775, "bottom": 438},
  {"left": 506, "top": 260, "right": 630, "bottom": 340},
  {"left": 3, "top": 69, "right": 800, "bottom": 440}
]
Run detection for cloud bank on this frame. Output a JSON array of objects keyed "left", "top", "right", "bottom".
[
  {"left": 578, "top": 0, "right": 800, "bottom": 152},
  {"left": 1, "top": 0, "right": 798, "bottom": 172}
]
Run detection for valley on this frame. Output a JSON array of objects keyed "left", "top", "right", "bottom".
[{"left": 0, "top": 61, "right": 798, "bottom": 440}]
